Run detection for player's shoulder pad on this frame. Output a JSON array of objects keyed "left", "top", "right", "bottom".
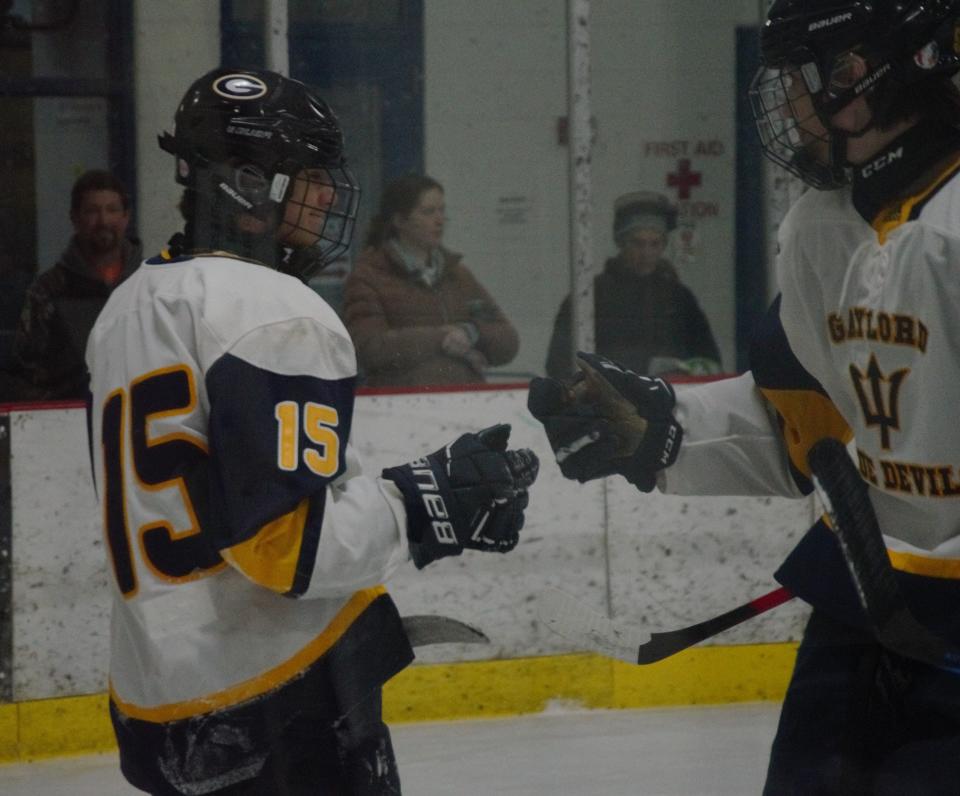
[
  {"left": 914, "top": 167, "right": 960, "bottom": 235},
  {"left": 779, "top": 185, "right": 854, "bottom": 239},
  {"left": 776, "top": 186, "right": 864, "bottom": 287},
  {"left": 145, "top": 252, "right": 194, "bottom": 265},
  {"left": 194, "top": 257, "right": 356, "bottom": 381}
]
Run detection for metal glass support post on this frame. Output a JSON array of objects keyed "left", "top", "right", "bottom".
[
  {"left": 0, "top": 416, "right": 11, "bottom": 702},
  {"left": 265, "top": 0, "right": 289, "bottom": 76},
  {"left": 567, "top": 1, "right": 610, "bottom": 617},
  {"left": 567, "top": 0, "right": 595, "bottom": 364}
]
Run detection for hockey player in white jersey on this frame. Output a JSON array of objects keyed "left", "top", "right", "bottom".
[
  {"left": 530, "top": 1, "right": 960, "bottom": 792},
  {"left": 86, "top": 68, "right": 538, "bottom": 796}
]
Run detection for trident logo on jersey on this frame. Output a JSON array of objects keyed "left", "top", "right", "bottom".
[{"left": 849, "top": 354, "right": 910, "bottom": 451}]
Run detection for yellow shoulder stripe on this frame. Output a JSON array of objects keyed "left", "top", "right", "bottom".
[
  {"left": 888, "top": 549, "right": 960, "bottom": 579},
  {"left": 759, "top": 387, "right": 852, "bottom": 478},
  {"left": 871, "top": 153, "right": 960, "bottom": 244},
  {"left": 221, "top": 499, "right": 311, "bottom": 594},
  {"left": 822, "top": 513, "right": 960, "bottom": 579}
]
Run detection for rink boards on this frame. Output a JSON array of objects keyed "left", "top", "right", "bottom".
[{"left": 0, "top": 387, "right": 814, "bottom": 760}]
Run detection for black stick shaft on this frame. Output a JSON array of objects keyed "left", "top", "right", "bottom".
[{"left": 808, "top": 438, "right": 960, "bottom": 670}]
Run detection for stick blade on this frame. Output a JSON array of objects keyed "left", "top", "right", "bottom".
[
  {"left": 401, "top": 615, "right": 489, "bottom": 647},
  {"left": 538, "top": 588, "right": 647, "bottom": 663}
]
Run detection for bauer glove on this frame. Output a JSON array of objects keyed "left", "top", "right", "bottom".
[
  {"left": 382, "top": 424, "right": 539, "bottom": 569},
  {"left": 527, "top": 352, "right": 682, "bottom": 491}
]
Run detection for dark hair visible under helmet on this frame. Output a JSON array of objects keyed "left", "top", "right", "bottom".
[
  {"left": 159, "top": 67, "right": 360, "bottom": 280},
  {"left": 750, "top": 0, "right": 960, "bottom": 189}
]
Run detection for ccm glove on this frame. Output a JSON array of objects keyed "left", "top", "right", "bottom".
[
  {"left": 382, "top": 423, "right": 539, "bottom": 569},
  {"left": 527, "top": 352, "right": 682, "bottom": 491},
  {"left": 527, "top": 376, "right": 622, "bottom": 482}
]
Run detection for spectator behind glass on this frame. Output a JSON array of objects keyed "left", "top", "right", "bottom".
[
  {"left": 342, "top": 174, "right": 519, "bottom": 387},
  {"left": 545, "top": 191, "right": 721, "bottom": 380},
  {"left": 9, "top": 170, "right": 142, "bottom": 400}
]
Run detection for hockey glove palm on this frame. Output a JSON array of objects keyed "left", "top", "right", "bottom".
[
  {"left": 383, "top": 424, "right": 539, "bottom": 569},
  {"left": 527, "top": 352, "right": 682, "bottom": 491}
]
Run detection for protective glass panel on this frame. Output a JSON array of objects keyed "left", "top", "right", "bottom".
[
  {"left": 0, "top": 0, "right": 117, "bottom": 351},
  {"left": 586, "top": 1, "right": 766, "bottom": 379},
  {"left": 3, "top": 1, "right": 109, "bottom": 80},
  {"left": 270, "top": 1, "right": 570, "bottom": 388},
  {"left": 219, "top": 0, "right": 770, "bottom": 389},
  {"left": 410, "top": 4, "right": 568, "bottom": 386}
]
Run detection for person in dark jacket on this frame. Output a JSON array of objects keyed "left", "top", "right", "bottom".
[
  {"left": 9, "top": 170, "right": 142, "bottom": 400},
  {"left": 343, "top": 174, "right": 519, "bottom": 387},
  {"left": 545, "top": 191, "right": 720, "bottom": 379}
]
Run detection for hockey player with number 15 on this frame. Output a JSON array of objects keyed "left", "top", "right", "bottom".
[
  {"left": 529, "top": 1, "right": 960, "bottom": 792},
  {"left": 86, "top": 68, "right": 538, "bottom": 796}
]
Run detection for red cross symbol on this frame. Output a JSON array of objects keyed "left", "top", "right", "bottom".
[{"left": 667, "top": 159, "right": 702, "bottom": 200}]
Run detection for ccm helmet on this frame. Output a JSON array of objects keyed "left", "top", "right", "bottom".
[
  {"left": 750, "top": 0, "right": 960, "bottom": 189},
  {"left": 159, "top": 68, "right": 360, "bottom": 279}
]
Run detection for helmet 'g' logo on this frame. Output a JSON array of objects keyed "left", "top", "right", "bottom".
[{"left": 212, "top": 74, "right": 268, "bottom": 100}]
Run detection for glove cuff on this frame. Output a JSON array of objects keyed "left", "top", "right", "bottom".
[
  {"left": 382, "top": 460, "right": 462, "bottom": 569},
  {"left": 635, "top": 416, "right": 683, "bottom": 471},
  {"left": 615, "top": 417, "right": 683, "bottom": 492}
]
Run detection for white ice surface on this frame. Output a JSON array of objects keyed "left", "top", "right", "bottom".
[{"left": 0, "top": 703, "right": 781, "bottom": 795}]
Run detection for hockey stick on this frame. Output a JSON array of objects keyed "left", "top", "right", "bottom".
[
  {"left": 540, "top": 439, "right": 960, "bottom": 668},
  {"left": 807, "top": 437, "right": 960, "bottom": 670},
  {"left": 538, "top": 584, "right": 794, "bottom": 664}
]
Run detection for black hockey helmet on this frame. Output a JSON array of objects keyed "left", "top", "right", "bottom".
[
  {"left": 750, "top": 0, "right": 960, "bottom": 188},
  {"left": 159, "top": 67, "right": 360, "bottom": 279}
]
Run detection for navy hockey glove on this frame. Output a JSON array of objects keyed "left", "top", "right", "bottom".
[
  {"left": 527, "top": 352, "right": 682, "bottom": 491},
  {"left": 383, "top": 424, "right": 539, "bottom": 569}
]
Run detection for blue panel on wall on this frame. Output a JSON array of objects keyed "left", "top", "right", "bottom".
[
  {"left": 220, "top": 1, "right": 424, "bottom": 181},
  {"left": 735, "top": 26, "right": 767, "bottom": 373}
]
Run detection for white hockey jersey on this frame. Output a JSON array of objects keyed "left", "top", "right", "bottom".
[
  {"left": 664, "top": 121, "right": 960, "bottom": 585},
  {"left": 86, "top": 250, "right": 410, "bottom": 722}
]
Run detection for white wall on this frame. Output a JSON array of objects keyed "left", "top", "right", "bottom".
[
  {"left": 133, "top": 1, "right": 220, "bottom": 257},
  {"left": 424, "top": 1, "right": 570, "bottom": 378},
  {"left": 591, "top": 1, "right": 764, "bottom": 373}
]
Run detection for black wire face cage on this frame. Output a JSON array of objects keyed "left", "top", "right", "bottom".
[
  {"left": 277, "top": 163, "right": 360, "bottom": 280},
  {"left": 749, "top": 62, "right": 849, "bottom": 190}
]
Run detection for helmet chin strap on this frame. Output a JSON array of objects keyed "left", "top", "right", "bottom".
[
  {"left": 791, "top": 130, "right": 850, "bottom": 191},
  {"left": 793, "top": 108, "right": 868, "bottom": 190},
  {"left": 823, "top": 97, "right": 893, "bottom": 185},
  {"left": 281, "top": 245, "right": 324, "bottom": 281},
  {"left": 828, "top": 127, "right": 851, "bottom": 183}
]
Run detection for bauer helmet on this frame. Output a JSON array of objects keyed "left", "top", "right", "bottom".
[
  {"left": 159, "top": 67, "right": 360, "bottom": 279},
  {"left": 750, "top": 0, "right": 960, "bottom": 189}
]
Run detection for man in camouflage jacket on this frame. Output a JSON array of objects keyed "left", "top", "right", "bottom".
[{"left": 10, "top": 171, "right": 141, "bottom": 400}]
